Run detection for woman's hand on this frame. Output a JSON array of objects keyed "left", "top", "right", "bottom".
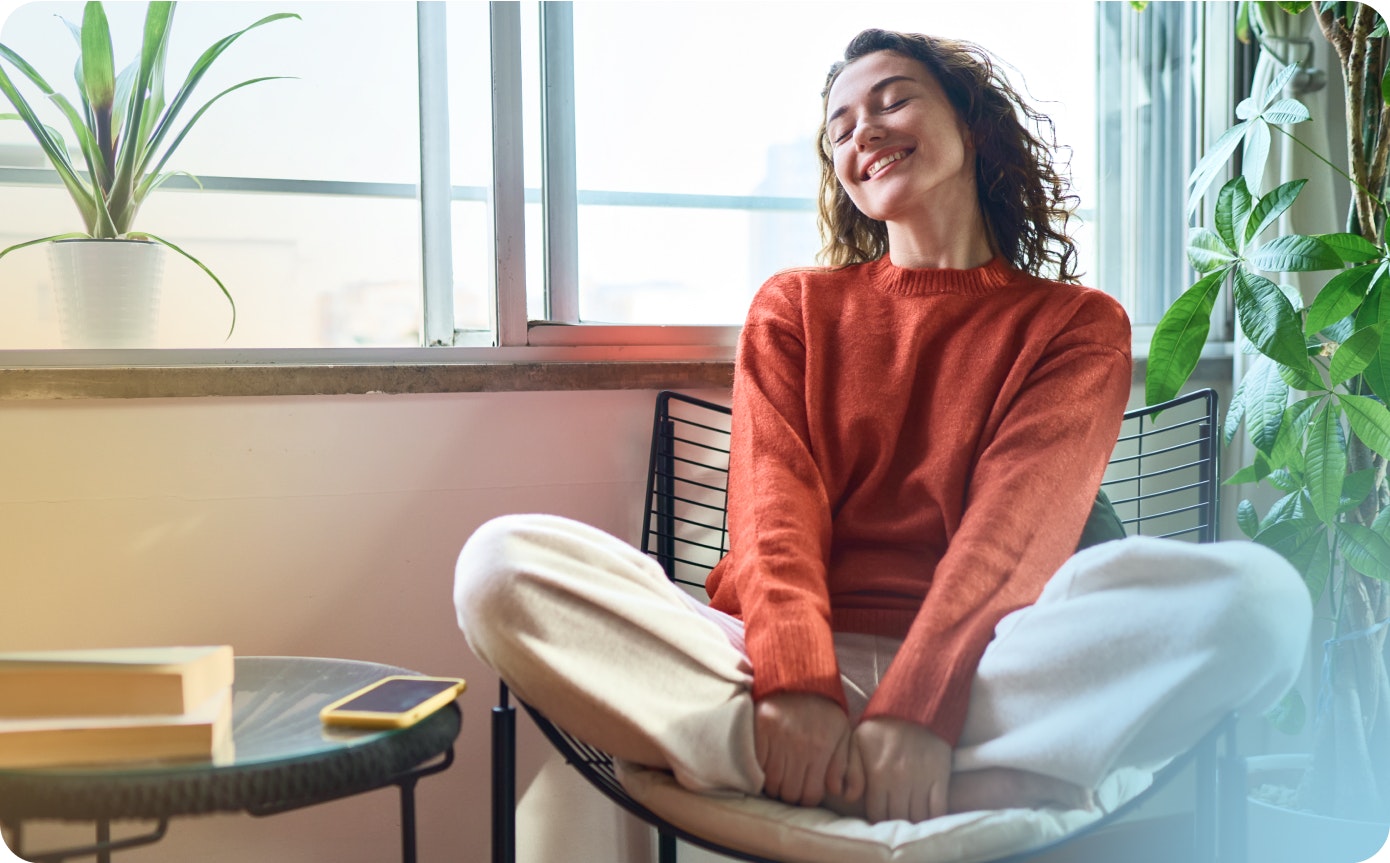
[
  {"left": 849, "top": 717, "right": 952, "bottom": 823},
  {"left": 754, "top": 693, "right": 854, "bottom": 807}
]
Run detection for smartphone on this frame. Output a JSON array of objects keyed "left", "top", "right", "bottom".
[{"left": 319, "top": 675, "right": 467, "bottom": 729}]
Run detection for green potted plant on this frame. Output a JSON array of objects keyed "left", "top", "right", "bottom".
[
  {"left": 0, "top": 1, "right": 297, "bottom": 345},
  {"left": 1145, "top": 0, "right": 1389, "bottom": 854}
]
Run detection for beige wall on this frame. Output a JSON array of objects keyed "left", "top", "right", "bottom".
[{"left": 0, "top": 388, "right": 702, "bottom": 863}]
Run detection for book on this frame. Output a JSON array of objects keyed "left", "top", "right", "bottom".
[
  {"left": 0, "top": 646, "right": 234, "bottom": 718},
  {"left": 0, "top": 686, "right": 234, "bottom": 768}
]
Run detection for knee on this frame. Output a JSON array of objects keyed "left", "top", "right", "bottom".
[
  {"left": 453, "top": 514, "right": 549, "bottom": 642},
  {"left": 1203, "top": 541, "right": 1312, "bottom": 694}
]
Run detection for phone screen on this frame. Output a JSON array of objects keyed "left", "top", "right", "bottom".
[{"left": 333, "top": 678, "right": 459, "bottom": 714}]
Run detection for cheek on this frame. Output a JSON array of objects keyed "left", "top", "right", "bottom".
[{"left": 832, "top": 151, "right": 854, "bottom": 188}]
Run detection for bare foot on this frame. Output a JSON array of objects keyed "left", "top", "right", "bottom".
[{"left": 949, "top": 768, "right": 1094, "bottom": 814}]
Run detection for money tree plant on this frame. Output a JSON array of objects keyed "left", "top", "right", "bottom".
[{"left": 1146, "top": 1, "right": 1390, "bottom": 819}]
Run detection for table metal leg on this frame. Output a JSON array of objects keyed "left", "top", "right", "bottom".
[
  {"left": 6, "top": 820, "right": 167, "bottom": 863},
  {"left": 399, "top": 777, "right": 418, "bottom": 863}
]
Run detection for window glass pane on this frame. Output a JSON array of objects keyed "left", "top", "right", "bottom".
[
  {"left": 567, "top": 1, "right": 1098, "bottom": 325},
  {"left": 446, "top": 1, "right": 494, "bottom": 334},
  {"left": 0, "top": 2, "right": 492, "bottom": 348}
]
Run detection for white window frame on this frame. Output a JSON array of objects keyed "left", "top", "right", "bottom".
[{"left": 0, "top": 0, "right": 1237, "bottom": 370}]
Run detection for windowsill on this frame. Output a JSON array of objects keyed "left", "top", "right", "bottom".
[
  {"left": 0, "top": 338, "right": 1234, "bottom": 401},
  {"left": 0, "top": 358, "right": 736, "bottom": 400}
]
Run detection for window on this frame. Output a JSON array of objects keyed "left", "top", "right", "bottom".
[{"left": 0, "top": 1, "right": 1208, "bottom": 361}]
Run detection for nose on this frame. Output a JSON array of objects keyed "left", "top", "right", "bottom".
[{"left": 851, "top": 117, "right": 884, "bottom": 148}]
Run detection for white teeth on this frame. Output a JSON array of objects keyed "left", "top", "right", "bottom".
[{"left": 867, "top": 151, "right": 906, "bottom": 177}]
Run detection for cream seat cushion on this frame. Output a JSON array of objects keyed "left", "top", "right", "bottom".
[{"left": 616, "top": 763, "right": 1154, "bottom": 863}]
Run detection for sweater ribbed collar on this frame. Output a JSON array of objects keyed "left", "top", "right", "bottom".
[{"left": 867, "top": 255, "right": 1016, "bottom": 297}]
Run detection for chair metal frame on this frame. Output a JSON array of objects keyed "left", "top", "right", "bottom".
[{"left": 492, "top": 388, "right": 1245, "bottom": 863}]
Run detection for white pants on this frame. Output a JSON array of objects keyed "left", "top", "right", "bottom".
[{"left": 454, "top": 513, "right": 1311, "bottom": 796}]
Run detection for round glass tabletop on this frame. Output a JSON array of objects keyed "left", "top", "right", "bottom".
[{"left": 0, "top": 656, "right": 463, "bottom": 820}]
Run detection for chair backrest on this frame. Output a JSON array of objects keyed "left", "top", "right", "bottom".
[{"left": 641, "top": 388, "right": 1220, "bottom": 587}]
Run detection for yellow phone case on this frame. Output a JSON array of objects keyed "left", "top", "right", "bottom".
[{"left": 319, "top": 675, "right": 467, "bottom": 729}]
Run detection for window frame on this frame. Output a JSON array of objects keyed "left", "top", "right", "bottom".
[{"left": 0, "top": 0, "right": 1236, "bottom": 379}]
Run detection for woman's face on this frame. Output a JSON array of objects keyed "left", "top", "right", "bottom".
[{"left": 824, "top": 50, "right": 976, "bottom": 227}]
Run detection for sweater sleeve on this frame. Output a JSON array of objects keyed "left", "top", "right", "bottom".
[
  {"left": 861, "top": 293, "right": 1133, "bottom": 744},
  {"left": 709, "top": 279, "right": 846, "bottom": 710}
]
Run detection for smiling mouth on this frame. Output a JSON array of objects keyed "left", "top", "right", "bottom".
[{"left": 866, "top": 150, "right": 909, "bottom": 179}]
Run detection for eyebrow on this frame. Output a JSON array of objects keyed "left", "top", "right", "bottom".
[{"left": 826, "top": 75, "right": 917, "bottom": 125}]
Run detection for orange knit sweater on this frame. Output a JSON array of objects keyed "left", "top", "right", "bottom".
[{"left": 705, "top": 256, "right": 1132, "bottom": 745}]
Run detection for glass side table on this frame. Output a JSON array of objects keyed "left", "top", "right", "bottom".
[{"left": 0, "top": 657, "right": 462, "bottom": 863}]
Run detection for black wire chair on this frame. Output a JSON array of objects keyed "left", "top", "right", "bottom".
[{"left": 492, "top": 388, "right": 1244, "bottom": 863}]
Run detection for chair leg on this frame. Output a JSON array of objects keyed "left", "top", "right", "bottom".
[
  {"left": 493, "top": 681, "right": 517, "bottom": 863},
  {"left": 658, "top": 828, "right": 677, "bottom": 863}
]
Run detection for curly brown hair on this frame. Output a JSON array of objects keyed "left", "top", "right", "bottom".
[{"left": 816, "top": 29, "right": 1081, "bottom": 282}]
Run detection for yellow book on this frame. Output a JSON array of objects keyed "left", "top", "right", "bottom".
[
  {"left": 0, "top": 646, "right": 234, "bottom": 718},
  {"left": 0, "top": 686, "right": 233, "bottom": 768}
]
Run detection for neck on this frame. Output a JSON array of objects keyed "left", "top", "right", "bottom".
[{"left": 885, "top": 209, "right": 995, "bottom": 270}]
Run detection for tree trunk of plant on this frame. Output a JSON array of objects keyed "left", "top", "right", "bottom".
[
  {"left": 1295, "top": 4, "right": 1390, "bottom": 822},
  {"left": 1298, "top": 564, "right": 1390, "bottom": 820}
]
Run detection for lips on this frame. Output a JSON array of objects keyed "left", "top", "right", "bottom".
[{"left": 864, "top": 148, "right": 911, "bottom": 180}]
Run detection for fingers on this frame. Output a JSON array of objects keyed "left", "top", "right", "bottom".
[
  {"left": 852, "top": 717, "right": 953, "bottom": 824},
  {"left": 842, "top": 737, "right": 866, "bottom": 803},
  {"left": 753, "top": 693, "right": 851, "bottom": 808},
  {"left": 825, "top": 731, "right": 850, "bottom": 797}
]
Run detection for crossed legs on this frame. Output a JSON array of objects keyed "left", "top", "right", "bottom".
[{"left": 454, "top": 513, "right": 1311, "bottom": 814}]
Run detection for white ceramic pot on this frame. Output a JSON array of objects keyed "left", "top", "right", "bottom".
[
  {"left": 1247, "top": 754, "right": 1390, "bottom": 863},
  {"left": 47, "top": 239, "right": 164, "bottom": 348}
]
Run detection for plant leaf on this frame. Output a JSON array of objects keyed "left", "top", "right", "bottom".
[
  {"left": 137, "top": 12, "right": 300, "bottom": 184},
  {"left": 1306, "top": 264, "right": 1378, "bottom": 334},
  {"left": 1241, "top": 354, "right": 1292, "bottom": 451},
  {"left": 1248, "top": 234, "right": 1347, "bottom": 273},
  {"left": 1270, "top": 396, "right": 1322, "bottom": 469},
  {"left": 78, "top": 2, "right": 115, "bottom": 113},
  {"left": 0, "top": 52, "right": 100, "bottom": 232},
  {"left": 105, "top": 1, "right": 174, "bottom": 234},
  {"left": 1242, "top": 120, "right": 1272, "bottom": 195},
  {"left": 1146, "top": 269, "right": 1225, "bottom": 405},
  {"left": 136, "top": 231, "right": 236, "bottom": 337},
  {"left": 0, "top": 232, "right": 90, "bottom": 261},
  {"left": 1340, "top": 469, "right": 1378, "bottom": 513},
  {"left": 1234, "top": 268, "right": 1323, "bottom": 378},
  {"left": 1187, "top": 120, "right": 1250, "bottom": 219},
  {"left": 1339, "top": 393, "right": 1390, "bottom": 460},
  {"left": 1245, "top": 180, "right": 1308, "bottom": 246},
  {"left": 136, "top": 76, "right": 292, "bottom": 202},
  {"left": 1306, "top": 401, "right": 1346, "bottom": 525},
  {"left": 1188, "top": 228, "right": 1236, "bottom": 273},
  {"left": 1316, "top": 232, "right": 1383, "bottom": 263},
  {"left": 1227, "top": 453, "right": 1273, "bottom": 485},
  {"left": 1261, "top": 98, "right": 1312, "bottom": 125},
  {"left": 1217, "top": 177, "right": 1254, "bottom": 251},
  {"left": 1329, "top": 325, "right": 1384, "bottom": 385},
  {"left": 1259, "top": 62, "right": 1302, "bottom": 112},
  {"left": 1338, "top": 523, "right": 1390, "bottom": 580},
  {"left": 1237, "top": 499, "right": 1260, "bottom": 538}
]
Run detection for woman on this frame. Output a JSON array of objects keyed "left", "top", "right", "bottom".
[{"left": 454, "top": 28, "right": 1311, "bottom": 826}]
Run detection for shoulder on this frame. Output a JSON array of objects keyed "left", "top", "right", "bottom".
[
  {"left": 746, "top": 263, "right": 870, "bottom": 325},
  {"left": 1014, "top": 274, "right": 1131, "bottom": 350}
]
